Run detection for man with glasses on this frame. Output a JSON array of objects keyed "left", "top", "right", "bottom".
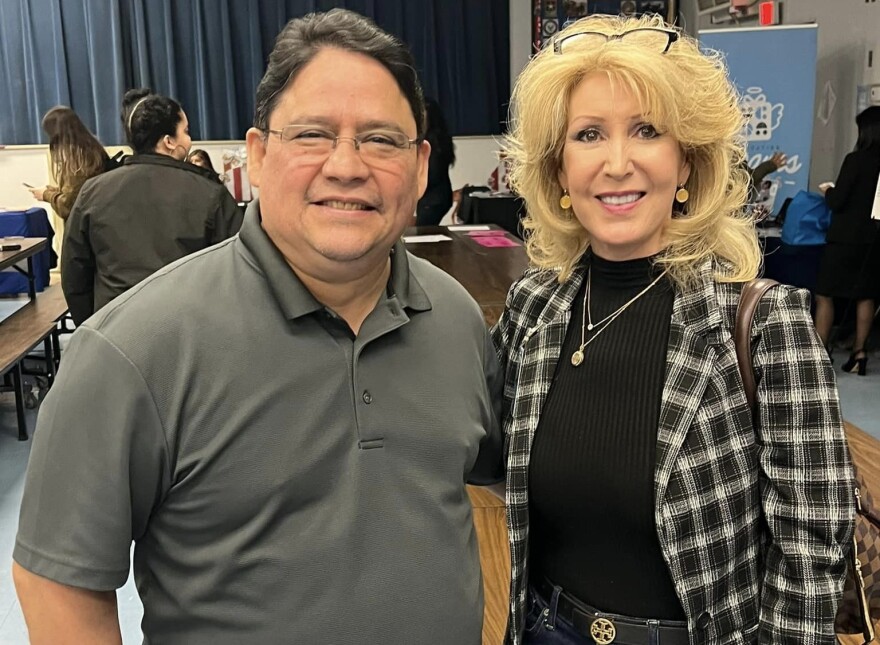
[{"left": 13, "top": 9, "right": 502, "bottom": 645}]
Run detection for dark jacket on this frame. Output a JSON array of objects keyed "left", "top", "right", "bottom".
[
  {"left": 62, "top": 153, "right": 243, "bottom": 325},
  {"left": 824, "top": 148, "right": 880, "bottom": 244},
  {"left": 492, "top": 259, "right": 853, "bottom": 645}
]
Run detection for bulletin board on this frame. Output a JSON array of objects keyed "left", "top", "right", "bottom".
[{"left": 532, "top": 0, "right": 679, "bottom": 52}]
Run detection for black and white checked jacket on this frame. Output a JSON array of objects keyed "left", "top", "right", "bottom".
[{"left": 491, "top": 259, "right": 854, "bottom": 645}]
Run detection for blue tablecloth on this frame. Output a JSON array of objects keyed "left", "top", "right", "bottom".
[{"left": 0, "top": 208, "right": 54, "bottom": 295}]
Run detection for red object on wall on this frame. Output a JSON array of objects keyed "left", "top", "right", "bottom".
[{"left": 759, "top": 1, "right": 780, "bottom": 25}]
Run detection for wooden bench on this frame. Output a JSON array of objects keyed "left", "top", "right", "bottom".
[
  {"left": 0, "top": 284, "right": 69, "bottom": 440},
  {"left": 467, "top": 485, "right": 509, "bottom": 645}
]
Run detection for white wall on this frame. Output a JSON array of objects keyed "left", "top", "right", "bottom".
[
  {"left": 510, "top": 0, "right": 532, "bottom": 91},
  {"left": 678, "top": 0, "right": 698, "bottom": 35},
  {"left": 693, "top": 0, "right": 880, "bottom": 188},
  {"left": 0, "top": 147, "right": 50, "bottom": 212},
  {"left": 788, "top": 0, "right": 880, "bottom": 187},
  {"left": 450, "top": 136, "right": 504, "bottom": 189}
]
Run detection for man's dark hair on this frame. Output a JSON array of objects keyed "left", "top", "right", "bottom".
[
  {"left": 121, "top": 88, "right": 184, "bottom": 154},
  {"left": 253, "top": 9, "right": 426, "bottom": 137}
]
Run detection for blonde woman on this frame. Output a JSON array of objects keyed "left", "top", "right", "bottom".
[{"left": 492, "top": 14, "right": 853, "bottom": 645}]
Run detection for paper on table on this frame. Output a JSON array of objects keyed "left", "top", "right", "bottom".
[
  {"left": 872, "top": 174, "right": 880, "bottom": 221},
  {"left": 472, "top": 235, "right": 521, "bottom": 248},
  {"left": 467, "top": 230, "right": 508, "bottom": 237},
  {"left": 403, "top": 234, "right": 453, "bottom": 243},
  {"left": 447, "top": 225, "right": 491, "bottom": 231}
]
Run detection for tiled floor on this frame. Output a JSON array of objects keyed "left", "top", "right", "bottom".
[
  {"left": 0, "top": 352, "right": 877, "bottom": 644},
  {"left": 0, "top": 403, "right": 143, "bottom": 644},
  {"left": 833, "top": 348, "right": 880, "bottom": 435}
]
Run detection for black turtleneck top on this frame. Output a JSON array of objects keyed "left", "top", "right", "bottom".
[{"left": 527, "top": 252, "right": 685, "bottom": 620}]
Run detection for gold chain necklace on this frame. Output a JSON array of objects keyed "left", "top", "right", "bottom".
[{"left": 571, "top": 266, "right": 669, "bottom": 367}]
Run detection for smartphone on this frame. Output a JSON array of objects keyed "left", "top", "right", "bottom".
[
  {"left": 22, "top": 182, "right": 34, "bottom": 189},
  {"left": 1, "top": 244, "right": 22, "bottom": 251}
]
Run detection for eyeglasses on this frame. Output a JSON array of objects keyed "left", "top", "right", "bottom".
[
  {"left": 263, "top": 125, "right": 421, "bottom": 164},
  {"left": 553, "top": 28, "right": 679, "bottom": 55}
]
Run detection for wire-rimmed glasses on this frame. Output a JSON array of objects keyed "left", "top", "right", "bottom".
[
  {"left": 553, "top": 28, "right": 679, "bottom": 55},
  {"left": 263, "top": 124, "right": 422, "bottom": 164}
]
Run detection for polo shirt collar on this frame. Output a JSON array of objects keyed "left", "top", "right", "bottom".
[
  {"left": 237, "top": 200, "right": 432, "bottom": 320},
  {"left": 387, "top": 241, "right": 432, "bottom": 313}
]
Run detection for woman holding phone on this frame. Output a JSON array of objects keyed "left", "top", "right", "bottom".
[{"left": 27, "top": 106, "right": 111, "bottom": 220}]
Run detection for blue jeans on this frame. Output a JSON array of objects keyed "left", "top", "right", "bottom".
[
  {"left": 522, "top": 584, "right": 593, "bottom": 645},
  {"left": 522, "top": 584, "right": 682, "bottom": 645}
]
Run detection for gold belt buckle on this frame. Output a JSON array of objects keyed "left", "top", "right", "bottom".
[{"left": 590, "top": 617, "right": 616, "bottom": 644}]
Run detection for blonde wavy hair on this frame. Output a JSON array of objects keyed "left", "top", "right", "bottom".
[{"left": 505, "top": 14, "right": 760, "bottom": 287}]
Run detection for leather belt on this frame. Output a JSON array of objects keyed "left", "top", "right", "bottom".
[{"left": 535, "top": 579, "right": 690, "bottom": 645}]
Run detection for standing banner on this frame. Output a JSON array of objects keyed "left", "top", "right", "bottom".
[{"left": 700, "top": 25, "right": 818, "bottom": 215}]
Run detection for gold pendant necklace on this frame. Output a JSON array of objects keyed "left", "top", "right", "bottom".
[{"left": 571, "top": 266, "right": 668, "bottom": 367}]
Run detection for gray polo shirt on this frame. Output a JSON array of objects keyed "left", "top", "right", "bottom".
[{"left": 15, "top": 202, "right": 502, "bottom": 645}]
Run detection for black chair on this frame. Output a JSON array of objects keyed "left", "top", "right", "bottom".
[
  {"left": 457, "top": 185, "right": 492, "bottom": 224},
  {"left": 775, "top": 196, "right": 794, "bottom": 227}
]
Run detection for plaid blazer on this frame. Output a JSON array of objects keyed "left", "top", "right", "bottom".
[{"left": 491, "top": 258, "right": 854, "bottom": 645}]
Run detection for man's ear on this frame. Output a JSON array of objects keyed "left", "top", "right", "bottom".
[
  {"left": 416, "top": 140, "right": 431, "bottom": 199},
  {"left": 245, "top": 127, "right": 267, "bottom": 188}
]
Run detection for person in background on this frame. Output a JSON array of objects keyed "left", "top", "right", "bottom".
[
  {"left": 750, "top": 150, "right": 786, "bottom": 191},
  {"left": 14, "top": 10, "right": 501, "bottom": 645},
  {"left": 416, "top": 98, "right": 456, "bottom": 225},
  {"left": 814, "top": 106, "right": 880, "bottom": 375},
  {"left": 187, "top": 148, "right": 217, "bottom": 174},
  {"left": 27, "top": 106, "right": 112, "bottom": 221},
  {"left": 58, "top": 88, "right": 243, "bottom": 325},
  {"left": 748, "top": 151, "right": 786, "bottom": 221},
  {"left": 494, "top": 14, "right": 852, "bottom": 645}
]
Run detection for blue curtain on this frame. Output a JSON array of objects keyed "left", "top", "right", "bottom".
[
  {"left": 0, "top": 0, "right": 509, "bottom": 145},
  {"left": 0, "top": 0, "right": 128, "bottom": 144},
  {"left": 61, "top": 1, "right": 128, "bottom": 141}
]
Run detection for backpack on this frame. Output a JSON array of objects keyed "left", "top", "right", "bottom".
[
  {"left": 780, "top": 190, "right": 832, "bottom": 246},
  {"left": 103, "top": 150, "right": 127, "bottom": 172}
]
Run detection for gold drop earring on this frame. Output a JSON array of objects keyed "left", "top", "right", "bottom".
[
  {"left": 674, "top": 185, "right": 689, "bottom": 204},
  {"left": 560, "top": 189, "right": 572, "bottom": 210}
]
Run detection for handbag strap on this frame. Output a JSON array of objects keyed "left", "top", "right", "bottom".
[
  {"left": 852, "top": 490, "right": 875, "bottom": 645},
  {"left": 735, "top": 279, "right": 873, "bottom": 644},
  {"left": 734, "top": 278, "right": 779, "bottom": 412}
]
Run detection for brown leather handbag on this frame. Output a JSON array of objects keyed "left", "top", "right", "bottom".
[
  {"left": 734, "top": 278, "right": 876, "bottom": 644},
  {"left": 835, "top": 421, "right": 880, "bottom": 643}
]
